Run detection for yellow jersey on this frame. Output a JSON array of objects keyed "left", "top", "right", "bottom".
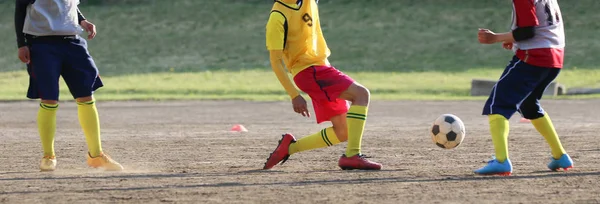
[{"left": 266, "top": 0, "right": 330, "bottom": 76}]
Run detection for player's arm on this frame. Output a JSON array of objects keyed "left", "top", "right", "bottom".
[
  {"left": 77, "top": 6, "right": 97, "bottom": 40},
  {"left": 77, "top": 8, "right": 87, "bottom": 24},
  {"left": 14, "top": 0, "right": 29, "bottom": 48},
  {"left": 479, "top": 0, "right": 538, "bottom": 44},
  {"left": 269, "top": 50, "right": 299, "bottom": 99},
  {"left": 15, "top": 0, "right": 31, "bottom": 64},
  {"left": 478, "top": 29, "right": 515, "bottom": 44},
  {"left": 266, "top": 12, "right": 300, "bottom": 99}
]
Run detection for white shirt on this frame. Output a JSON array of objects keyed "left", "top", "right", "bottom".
[{"left": 23, "top": 0, "right": 83, "bottom": 36}]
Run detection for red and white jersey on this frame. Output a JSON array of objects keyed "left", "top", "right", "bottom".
[{"left": 511, "top": 0, "right": 565, "bottom": 68}]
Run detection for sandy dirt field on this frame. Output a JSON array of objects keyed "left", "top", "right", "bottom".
[{"left": 1, "top": 99, "right": 599, "bottom": 203}]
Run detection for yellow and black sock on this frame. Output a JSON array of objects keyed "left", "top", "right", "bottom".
[
  {"left": 489, "top": 114, "right": 509, "bottom": 162},
  {"left": 77, "top": 101, "right": 103, "bottom": 157},
  {"left": 38, "top": 103, "right": 58, "bottom": 157},
  {"left": 346, "top": 105, "right": 367, "bottom": 157},
  {"left": 531, "top": 114, "right": 566, "bottom": 159},
  {"left": 289, "top": 127, "right": 341, "bottom": 155}
]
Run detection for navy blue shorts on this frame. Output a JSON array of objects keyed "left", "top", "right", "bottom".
[
  {"left": 482, "top": 56, "right": 561, "bottom": 120},
  {"left": 26, "top": 35, "right": 103, "bottom": 100}
]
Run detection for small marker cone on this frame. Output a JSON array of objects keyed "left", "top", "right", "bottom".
[
  {"left": 519, "top": 118, "right": 530, "bottom": 123},
  {"left": 231, "top": 124, "right": 248, "bottom": 132}
]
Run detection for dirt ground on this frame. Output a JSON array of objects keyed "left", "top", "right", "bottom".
[{"left": 0, "top": 99, "right": 599, "bottom": 203}]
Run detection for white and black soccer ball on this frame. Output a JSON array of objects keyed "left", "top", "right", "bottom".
[{"left": 430, "top": 114, "right": 465, "bottom": 149}]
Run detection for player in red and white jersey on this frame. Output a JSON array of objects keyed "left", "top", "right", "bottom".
[
  {"left": 474, "top": 0, "right": 573, "bottom": 175},
  {"left": 511, "top": 0, "right": 565, "bottom": 68}
]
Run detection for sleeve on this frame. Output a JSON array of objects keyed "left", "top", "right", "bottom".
[
  {"left": 15, "top": 0, "right": 29, "bottom": 48},
  {"left": 513, "top": 0, "right": 538, "bottom": 27},
  {"left": 266, "top": 11, "right": 286, "bottom": 51},
  {"left": 77, "top": 8, "right": 86, "bottom": 24},
  {"left": 270, "top": 51, "right": 300, "bottom": 99}
]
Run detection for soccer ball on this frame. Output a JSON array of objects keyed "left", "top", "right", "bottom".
[{"left": 430, "top": 114, "right": 465, "bottom": 149}]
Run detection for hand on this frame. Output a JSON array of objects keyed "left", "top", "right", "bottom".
[
  {"left": 502, "top": 42, "right": 513, "bottom": 50},
  {"left": 291, "top": 95, "right": 310, "bottom": 117},
  {"left": 478, "top": 28, "right": 498, "bottom": 44},
  {"left": 80, "top": 20, "right": 97, "bottom": 40},
  {"left": 18, "top": 46, "right": 30, "bottom": 64}
]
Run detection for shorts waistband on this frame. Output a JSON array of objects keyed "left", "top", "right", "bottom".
[{"left": 25, "top": 34, "right": 78, "bottom": 41}]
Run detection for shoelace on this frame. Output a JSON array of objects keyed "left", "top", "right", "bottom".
[
  {"left": 484, "top": 155, "right": 497, "bottom": 163},
  {"left": 101, "top": 155, "right": 114, "bottom": 162}
]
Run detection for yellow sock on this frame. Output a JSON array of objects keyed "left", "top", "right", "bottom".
[
  {"left": 531, "top": 114, "right": 566, "bottom": 159},
  {"left": 77, "top": 101, "right": 103, "bottom": 157},
  {"left": 38, "top": 103, "right": 58, "bottom": 157},
  {"left": 489, "top": 114, "right": 509, "bottom": 162},
  {"left": 346, "top": 105, "right": 367, "bottom": 157},
  {"left": 289, "top": 127, "right": 341, "bottom": 155}
]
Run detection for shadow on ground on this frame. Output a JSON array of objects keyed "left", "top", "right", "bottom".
[{"left": 1, "top": 169, "right": 598, "bottom": 195}]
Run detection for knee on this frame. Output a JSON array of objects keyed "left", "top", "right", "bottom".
[
  {"left": 41, "top": 100, "right": 59, "bottom": 105},
  {"left": 76, "top": 96, "right": 94, "bottom": 103},
  {"left": 358, "top": 85, "right": 370, "bottom": 99},
  {"left": 519, "top": 103, "right": 544, "bottom": 120},
  {"left": 353, "top": 85, "right": 370, "bottom": 105},
  {"left": 340, "top": 83, "right": 370, "bottom": 105}
]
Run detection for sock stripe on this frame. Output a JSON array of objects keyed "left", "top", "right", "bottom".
[
  {"left": 77, "top": 101, "right": 95, "bottom": 105},
  {"left": 320, "top": 129, "right": 327, "bottom": 146},
  {"left": 39, "top": 103, "right": 58, "bottom": 110},
  {"left": 321, "top": 129, "right": 332, "bottom": 146},
  {"left": 347, "top": 112, "right": 366, "bottom": 117},
  {"left": 323, "top": 128, "right": 333, "bottom": 146},
  {"left": 346, "top": 115, "right": 366, "bottom": 120}
]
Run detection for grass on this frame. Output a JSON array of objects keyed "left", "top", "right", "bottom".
[
  {"left": 1, "top": 1, "right": 600, "bottom": 75},
  {"left": 1, "top": 69, "right": 598, "bottom": 101},
  {"left": 0, "top": 0, "right": 598, "bottom": 101}
]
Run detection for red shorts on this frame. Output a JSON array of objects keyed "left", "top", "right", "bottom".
[{"left": 293, "top": 65, "right": 354, "bottom": 124}]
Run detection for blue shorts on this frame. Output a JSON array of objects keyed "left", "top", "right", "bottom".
[
  {"left": 26, "top": 35, "right": 103, "bottom": 100},
  {"left": 482, "top": 56, "right": 561, "bottom": 120}
]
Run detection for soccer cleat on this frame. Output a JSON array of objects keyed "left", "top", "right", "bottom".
[
  {"left": 40, "top": 156, "right": 57, "bottom": 172},
  {"left": 548, "top": 154, "right": 573, "bottom": 171},
  {"left": 474, "top": 158, "right": 512, "bottom": 176},
  {"left": 263, "top": 134, "right": 296, "bottom": 169},
  {"left": 87, "top": 152, "right": 124, "bottom": 171},
  {"left": 338, "top": 154, "right": 382, "bottom": 170}
]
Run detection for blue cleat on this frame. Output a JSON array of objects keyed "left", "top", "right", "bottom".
[
  {"left": 548, "top": 154, "right": 573, "bottom": 171},
  {"left": 474, "top": 159, "right": 512, "bottom": 176}
]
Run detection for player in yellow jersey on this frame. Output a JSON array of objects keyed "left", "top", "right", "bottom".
[{"left": 262, "top": 0, "right": 382, "bottom": 170}]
